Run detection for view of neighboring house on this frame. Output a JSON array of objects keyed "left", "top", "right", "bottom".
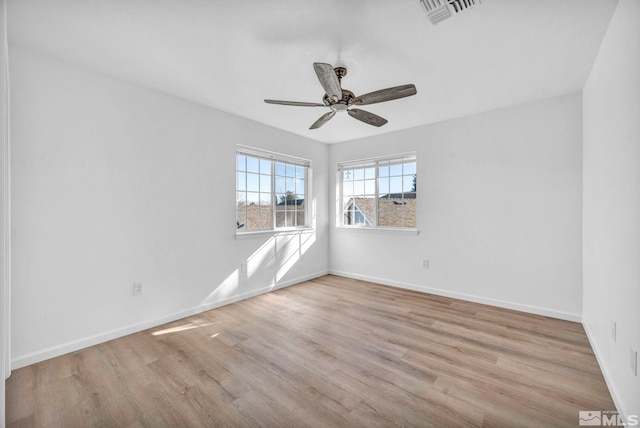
[
  {"left": 344, "top": 192, "right": 416, "bottom": 228},
  {"left": 237, "top": 198, "right": 305, "bottom": 230}
]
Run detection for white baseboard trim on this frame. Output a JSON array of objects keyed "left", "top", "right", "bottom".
[
  {"left": 582, "top": 321, "right": 625, "bottom": 418},
  {"left": 329, "top": 270, "right": 582, "bottom": 323},
  {"left": 11, "top": 270, "right": 329, "bottom": 370}
]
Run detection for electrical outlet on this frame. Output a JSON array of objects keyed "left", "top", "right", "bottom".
[
  {"left": 422, "top": 259, "right": 429, "bottom": 269},
  {"left": 612, "top": 321, "right": 617, "bottom": 342},
  {"left": 631, "top": 348, "right": 638, "bottom": 376},
  {"left": 132, "top": 281, "right": 144, "bottom": 296}
]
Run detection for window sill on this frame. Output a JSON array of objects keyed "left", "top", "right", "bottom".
[
  {"left": 235, "top": 227, "right": 315, "bottom": 240},
  {"left": 335, "top": 226, "right": 419, "bottom": 236}
]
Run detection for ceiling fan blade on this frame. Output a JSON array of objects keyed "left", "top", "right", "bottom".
[
  {"left": 313, "top": 63, "right": 342, "bottom": 101},
  {"left": 264, "top": 99, "right": 325, "bottom": 107},
  {"left": 309, "top": 111, "right": 336, "bottom": 129},
  {"left": 352, "top": 84, "right": 417, "bottom": 106},
  {"left": 347, "top": 109, "right": 388, "bottom": 127}
]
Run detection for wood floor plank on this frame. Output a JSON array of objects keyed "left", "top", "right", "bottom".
[{"left": 6, "top": 275, "right": 615, "bottom": 427}]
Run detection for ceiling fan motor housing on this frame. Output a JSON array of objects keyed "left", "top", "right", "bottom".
[{"left": 323, "top": 89, "right": 355, "bottom": 111}]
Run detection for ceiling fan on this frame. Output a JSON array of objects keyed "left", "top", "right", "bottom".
[{"left": 264, "top": 63, "right": 417, "bottom": 130}]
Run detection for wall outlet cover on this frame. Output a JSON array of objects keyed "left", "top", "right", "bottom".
[{"left": 132, "top": 281, "right": 144, "bottom": 296}]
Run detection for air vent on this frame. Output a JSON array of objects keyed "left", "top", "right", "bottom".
[{"left": 419, "top": 0, "right": 481, "bottom": 25}]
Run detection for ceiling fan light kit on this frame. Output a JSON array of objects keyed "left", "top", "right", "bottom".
[
  {"left": 419, "top": 0, "right": 481, "bottom": 25},
  {"left": 264, "top": 63, "right": 417, "bottom": 130}
]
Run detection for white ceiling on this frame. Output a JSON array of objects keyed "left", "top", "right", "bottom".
[{"left": 8, "top": 0, "right": 618, "bottom": 144}]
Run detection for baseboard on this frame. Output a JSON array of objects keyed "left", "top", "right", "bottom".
[
  {"left": 582, "top": 321, "right": 625, "bottom": 418},
  {"left": 329, "top": 270, "right": 582, "bottom": 323},
  {"left": 11, "top": 270, "right": 329, "bottom": 370}
]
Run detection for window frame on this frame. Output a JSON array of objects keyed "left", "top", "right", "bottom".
[
  {"left": 337, "top": 153, "right": 417, "bottom": 230},
  {"left": 236, "top": 146, "right": 311, "bottom": 234}
]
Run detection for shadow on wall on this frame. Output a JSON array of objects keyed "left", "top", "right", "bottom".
[{"left": 198, "top": 229, "right": 316, "bottom": 308}]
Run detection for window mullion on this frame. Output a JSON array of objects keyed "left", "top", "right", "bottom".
[
  {"left": 374, "top": 161, "right": 379, "bottom": 227},
  {"left": 271, "top": 160, "right": 276, "bottom": 230},
  {"left": 304, "top": 167, "right": 309, "bottom": 227}
]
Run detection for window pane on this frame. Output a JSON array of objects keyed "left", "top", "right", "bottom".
[
  {"left": 260, "top": 193, "right": 272, "bottom": 205},
  {"left": 296, "top": 166, "right": 305, "bottom": 178},
  {"left": 275, "top": 162, "right": 286, "bottom": 176},
  {"left": 236, "top": 192, "right": 246, "bottom": 207},
  {"left": 296, "top": 178, "right": 305, "bottom": 196},
  {"left": 237, "top": 155, "right": 246, "bottom": 172},
  {"left": 259, "top": 209, "right": 272, "bottom": 230},
  {"left": 237, "top": 172, "right": 246, "bottom": 191},
  {"left": 343, "top": 180, "right": 354, "bottom": 197},
  {"left": 389, "top": 176, "right": 402, "bottom": 194},
  {"left": 388, "top": 205, "right": 405, "bottom": 228},
  {"left": 260, "top": 159, "right": 271, "bottom": 174},
  {"left": 378, "top": 198, "right": 391, "bottom": 227},
  {"left": 286, "top": 178, "right": 296, "bottom": 195},
  {"left": 343, "top": 170, "right": 354, "bottom": 181},
  {"left": 285, "top": 177, "right": 296, "bottom": 193},
  {"left": 286, "top": 164, "right": 295, "bottom": 177},
  {"left": 364, "top": 179, "right": 375, "bottom": 195},
  {"left": 353, "top": 168, "right": 365, "bottom": 180},
  {"left": 287, "top": 210, "right": 296, "bottom": 227},
  {"left": 378, "top": 163, "right": 389, "bottom": 177},
  {"left": 275, "top": 207, "right": 285, "bottom": 228},
  {"left": 246, "top": 173, "right": 260, "bottom": 192},
  {"left": 404, "top": 162, "right": 416, "bottom": 175},
  {"left": 246, "top": 192, "right": 260, "bottom": 205},
  {"left": 403, "top": 175, "right": 414, "bottom": 193},
  {"left": 353, "top": 180, "right": 365, "bottom": 195},
  {"left": 390, "top": 163, "right": 403, "bottom": 176},
  {"left": 247, "top": 157, "right": 259, "bottom": 173},
  {"left": 344, "top": 209, "right": 354, "bottom": 225},
  {"left": 260, "top": 174, "right": 271, "bottom": 192},
  {"left": 405, "top": 208, "right": 416, "bottom": 228},
  {"left": 245, "top": 205, "right": 260, "bottom": 230},
  {"left": 236, "top": 210, "right": 246, "bottom": 230},
  {"left": 378, "top": 177, "right": 389, "bottom": 195},
  {"left": 364, "top": 167, "right": 375, "bottom": 179}
]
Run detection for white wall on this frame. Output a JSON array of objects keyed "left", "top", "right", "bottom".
[
  {"left": 9, "top": 46, "right": 329, "bottom": 368},
  {"left": 1, "top": 0, "right": 9, "bottom": 424},
  {"left": 583, "top": 0, "right": 640, "bottom": 415},
  {"left": 329, "top": 93, "right": 583, "bottom": 321}
]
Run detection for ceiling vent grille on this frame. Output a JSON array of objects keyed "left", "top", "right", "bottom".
[{"left": 419, "top": 0, "right": 481, "bottom": 25}]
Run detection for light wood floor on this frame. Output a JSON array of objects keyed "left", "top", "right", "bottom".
[{"left": 6, "top": 275, "right": 614, "bottom": 427}]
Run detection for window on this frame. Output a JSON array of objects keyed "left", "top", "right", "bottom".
[
  {"left": 236, "top": 146, "right": 310, "bottom": 232},
  {"left": 339, "top": 153, "right": 416, "bottom": 229}
]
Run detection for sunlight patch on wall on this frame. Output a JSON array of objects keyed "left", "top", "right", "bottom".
[
  {"left": 199, "top": 229, "right": 316, "bottom": 309},
  {"left": 200, "top": 269, "right": 241, "bottom": 307}
]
